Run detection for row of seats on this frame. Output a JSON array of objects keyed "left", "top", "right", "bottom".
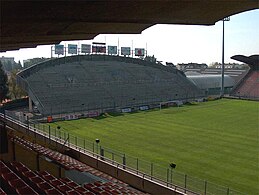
[
  {"left": 0, "top": 160, "right": 39, "bottom": 194},
  {"left": 11, "top": 136, "right": 146, "bottom": 194},
  {"left": 84, "top": 181, "right": 142, "bottom": 195},
  {"left": 0, "top": 187, "right": 6, "bottom": 195},
  {"left": 233, "top": 71, "right": 259, "bottom": 98},
  {"left": 23, "top": 59, "right": 202, "bottom": 115},
  {"left": 0, "top": 160, "right": 95, "bottom": 194}
]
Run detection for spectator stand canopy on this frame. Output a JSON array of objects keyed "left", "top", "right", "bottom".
[{"left": 1, "top": 1, "right": 258, "bottom": 51}]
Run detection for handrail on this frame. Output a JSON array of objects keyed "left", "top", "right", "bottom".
[
  {"left": 0, "top": 113, "right": 198, "bottom": 195},
  {"left": 1, "top": 113, "right": 246, "bottom": 195}
]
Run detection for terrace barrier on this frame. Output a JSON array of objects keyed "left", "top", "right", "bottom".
[{"left": 0, "top": 112, "right": 246, "bottom": 195}]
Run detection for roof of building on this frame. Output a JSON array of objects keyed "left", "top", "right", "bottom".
[
  {"left": 1, "top": 1, "right": 258, "bottom": 52},
  {"left": 187, "top": 74, "right": 235, "bottom": 89},
  {"left": 231, "top": 55, "right": 259, "bottom": 68}
]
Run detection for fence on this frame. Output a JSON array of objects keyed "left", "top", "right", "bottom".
[{"left": 2, "top": 111, "right": 245, "bottom": 195}]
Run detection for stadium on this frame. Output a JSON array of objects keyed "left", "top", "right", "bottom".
[
  {"left": 16, "top": 54, "right": 203, "bottom": 118},
  {"left": 1, "top": 1, "right": 259, "bottom": 195}
]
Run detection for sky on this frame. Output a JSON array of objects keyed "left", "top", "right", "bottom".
[{"left": 1, "top": 9, "right": 258, "bottom": 66}]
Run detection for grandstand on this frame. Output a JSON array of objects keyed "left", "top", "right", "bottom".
[
  {"left": 1, "top": 2, "right": 258, "bottom": 194},
  {"left": 230, "top": 55, "right": 259, "bottom": 100},
  {"left": 17, "top": 55, "right": 204, "bottom": 117},
  {"left": 187, "top": 74, "right": 235, "bottom": 96}
]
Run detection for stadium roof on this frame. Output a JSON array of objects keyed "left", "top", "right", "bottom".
[
  {"left": 1, "top": 1, "right": 258, "bottom": 52},
  {"left": 187, "top": 74, "right": 235, "bottom": 89},
  {"left": 231, "top": 55, "right": 259, "bottom": 68}
]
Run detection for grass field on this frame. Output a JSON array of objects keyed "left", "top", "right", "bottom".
[{"left": 50, "top": 99, "right": 258, "bottom": 194}]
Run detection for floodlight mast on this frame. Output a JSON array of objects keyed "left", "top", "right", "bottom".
[{"left": 221, "top": 17, "right": 230, "bottom": 97}]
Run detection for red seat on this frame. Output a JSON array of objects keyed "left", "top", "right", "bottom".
[
  {"left": 16, "top": 186, "right": 39, "bottom": 195},
  {"left": 8, "top": 178, "right": 26, "bottom": 189},
  {"left": 110, "top": 189, "right": 121, "bottom": 195},
  {"left": 74, "top": 186, "right": 88, "bottom": 193},
  {"left": 0, "top": 167, "right": 11, "bottom": 175},
  {"left": 30, "top": 176, "right": 45, "bottom": 183},
  {"left": 17, "top": 166, "right": 30, "bottom": 173},
  {"left": 66, "top": 189, "right": 81, "bottom": 195},
  {"left": 59, "top": 177, "right": 72, "bottom": 183},
  {"left": 45, "top": 188, "right": 62, "bottom": 194},
  {"left": 37, "top": 170, "right": 50, "bottom": 176},
  {"left": 100, "top": 192, "right": 111, "bottom": 195},
  {"left": 50, "top": 179, "right": 64, "bottom": 186},
  {"left": 22, "top": 170, "right": 37, "bottom": 179},
  {"left": 0, "top": 187, "right": 7, "bottom": 195},
  {"left": 37, "top": 182, "right": 53, "bottom": 191},
  {"left": 84, "top": 192, "right": 95, "bottom": 195},
  {"left": 94, "top": 181, "right": 103, "bottom": 187},
  {"left": 84, "top": 183, "right": 94, "bottom": 188},
  {"left": 2, "top": 172, "right": 18, "bottom": 181},
  {"left": 42, "top": 174, "right": 56, "bottom": 181},
  {"left": 10, "top": 161, "right": 24, "bottom": 168},
  {"left": 66, "top": 181, "right": 79, "bottom": 188},
  {"left": 91, "top": 187, "right": 103, "bottom": 194},
  {"left": 57, "top": 184, "right": 72, "bottom": 193},
  {"left": 0, "top": 161, "right": 6, "bottom": 168}
]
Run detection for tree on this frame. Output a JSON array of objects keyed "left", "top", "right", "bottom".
[
  {"left": 144, "top": 55, "right": 157, "bottom": 63},
  {"left": 0, "top": 62, "right": 9, "bottom": 103},
  {"left": 23, "top": 57, "right": 49, "bottom": 68},
  {"left": 8, "top": 69, "right": 27, "bottom": 100},
  {"left": 12, "top": 60, "right": 22, "bottom": 70}
]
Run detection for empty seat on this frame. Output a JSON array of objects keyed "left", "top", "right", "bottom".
[
  {"left": 49, "top": 179, "right": 64, "bottom": 186},
  {"left": 0, "top": 167, "right": 11, "bottom": 175},
  {"left": 66, "top": 181, "right": 79, "bottom": 188},
  {"left": 37, "top": 182, "right": 54, "bottom": 193},
  {"left": 66, "top": 189, "right": 81, "bottom": 195},
  {"left": 2, "top": 172, "right": 18, "bottom": 182},
  {"left": 30, "top": 176, "right": 45, "bottom": 184},
  {"left": 22, "top": 170, "right": 37, "bottom": 179},
  {"left": 16, "top": 186, "right": 39, "bottom": 195},
  {"left": 37, "top": 170, "right": 50, "bottom": 176},
  {"left": 56, "top": 184, "right": 73, "bottom": 193},
  {"left": 44, "top": 188, "right": 62, "bottom": 195},
  {"left": 8, "top": 178, "right": 26, "bottom": 189},
  {"left": 59, "top": 177, "right": 72, "bottom": 183},
  {"left": 0, "top": 187, "right": 7, "bottom": 195},
  {"left": 42, "top": 174, "right": 57, "bottom": 181}
]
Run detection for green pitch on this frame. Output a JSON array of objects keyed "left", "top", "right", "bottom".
[{"left": 50, "top": 99, "right": 258, "bottom": 194}]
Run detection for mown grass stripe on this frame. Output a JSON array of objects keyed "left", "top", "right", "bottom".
[{"left": 51, "top": 99, "right": 258, "bottom": 194}]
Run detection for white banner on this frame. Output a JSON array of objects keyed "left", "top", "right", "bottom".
[
  {"left": 121, "top": 108, "right": 132, "bottom": 113},
  {"left": 139, "top": 105, "right": 149, "bottom": 111}
]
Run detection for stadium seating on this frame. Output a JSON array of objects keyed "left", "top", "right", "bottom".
[
  {"left": 17, "top": 55, "right": 203, "bottom": 116},
  {"left": 0, "top": 160, "right": 39, "bottom": 195},
  {"left": 232, "top": 71, "right": 259, "bottom": 99},
  {"left": 1, "top": 157, "right": 145, "bottom": 194},
  {"left": 7, "top": 135, "right": 146, "bottom": 194}
]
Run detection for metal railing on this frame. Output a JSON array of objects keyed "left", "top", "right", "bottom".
[{"left": 0, "top": 112, "right": 246, "bottom": 195}]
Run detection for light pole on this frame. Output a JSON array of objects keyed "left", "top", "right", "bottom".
[
  {"left": 221, "top": 17, "right": 230, "bottom": 97},
  {"left": 169, "top": 163, "right": 176, "bottom": 186},
  {"left": 95, "top": 139, "right": 100, "bottom": 154}
]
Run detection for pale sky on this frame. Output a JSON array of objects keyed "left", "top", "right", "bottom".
[{"left": 1, "top": 9, "right": 258, "bottom": 66}]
